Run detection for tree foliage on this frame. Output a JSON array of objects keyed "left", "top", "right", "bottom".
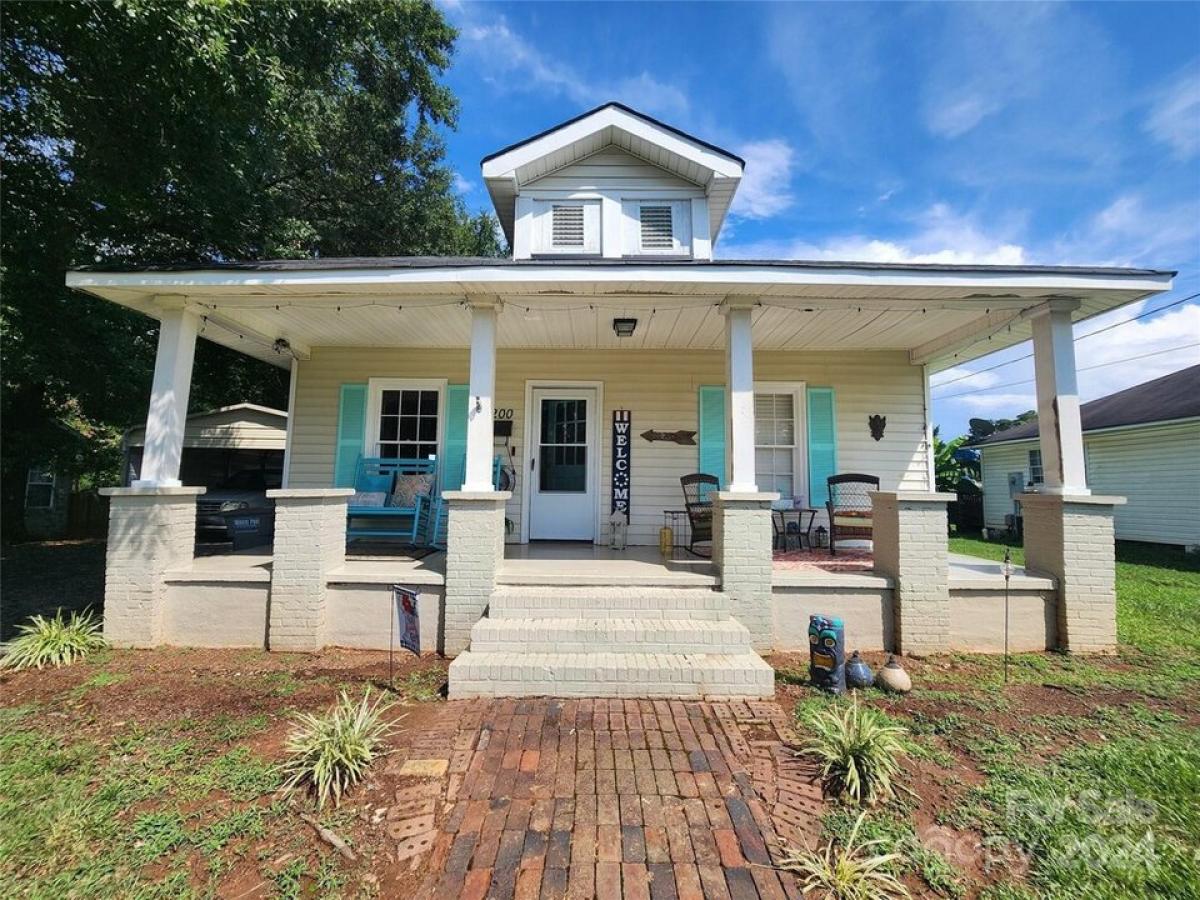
[
  {"left": 1, "top": 0, "right": 502, "bottom": 533},
  {"left": 933, "top": 427, "right": 980, "bottom": 494}
]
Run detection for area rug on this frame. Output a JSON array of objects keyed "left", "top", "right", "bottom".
[
  {"left": 346, "top": 541, "right": 437, "bottom": 561},
  {"left": 773, "top": 546, "right": 874, "bottom": 573}
]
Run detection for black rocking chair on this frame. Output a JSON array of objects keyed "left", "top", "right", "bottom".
[
  {"left": 825, "top": 473, "right": 879, "bottom": 555},
  {"left": 680, "top": 473, "right": 719, "bottom": 557}
]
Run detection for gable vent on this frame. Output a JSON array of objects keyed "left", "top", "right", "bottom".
[
  {"left": 551, "top": 204, "right": 586, "bottom": 248},
  {"left": 639, "top": 205, "right": 675, "bottom": 249}
]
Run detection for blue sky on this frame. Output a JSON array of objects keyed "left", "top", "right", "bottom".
[{"left": 437, "top": 1, "right": 1200, "bottom": 437}]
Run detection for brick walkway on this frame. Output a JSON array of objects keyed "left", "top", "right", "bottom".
[{"left": 396, "top": 697, "right": 822, "bottom": 900}]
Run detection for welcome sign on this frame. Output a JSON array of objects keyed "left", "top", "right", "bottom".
[{"left": 612, "top": 410, "right": 632, "bottom": 516}]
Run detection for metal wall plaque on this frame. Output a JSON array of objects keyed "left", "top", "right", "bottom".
[{"left": 640, "top": 429, "right": 697, "bottom": 445}]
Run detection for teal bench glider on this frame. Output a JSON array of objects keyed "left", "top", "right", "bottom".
[{"left": 346, "top": 457, "right": 436, "bottom": 542}]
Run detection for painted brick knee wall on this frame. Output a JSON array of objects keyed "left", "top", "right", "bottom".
[
  {"left": 443, "top": 492, "right": 509, "bottom": 656},
  {"left": 713, "top": 493, "right": 775, "bottom": 651}
]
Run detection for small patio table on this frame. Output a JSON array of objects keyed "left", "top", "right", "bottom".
[{"left": 772, "top": 507, "right": 818, "bottom": 551}]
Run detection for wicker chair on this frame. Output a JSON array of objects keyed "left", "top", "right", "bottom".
[
  {"left": 825, "top": 473, "right": 879, "bottom": 555},
  {"left": 680, "top": 473, "right": 719, "bottom": 557}
]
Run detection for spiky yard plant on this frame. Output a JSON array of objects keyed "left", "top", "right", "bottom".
[
  {"left": 280, "top": 689, "right": 397, "bottom": 807},
  {"left": 802, "top": 696, "right": 907, "bottom": 806},
  {"left": 1, "top": 610, "right": 107, "bottom": 670},
  {"left": 781, "top": 811, "right": 911, "bottom": 900}
]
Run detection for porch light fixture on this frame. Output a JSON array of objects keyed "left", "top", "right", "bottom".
[{"left": 612, "top": 318, "right": 638, "bottom": 338}]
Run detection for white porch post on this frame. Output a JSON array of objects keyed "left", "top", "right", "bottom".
[
  {"left": 463, "top": 297, "right": 499, "bottom": 492},
  {"left": 1030, "top": 299, "right": 1088, "bottom": 495},
  {"left": 134, "top": 304, "right": 200, "bottom": 487},
  {"left": 714, "top": 297, "right": 775, "bottom": 650},
  {"left": 722, "top": 297, "right": 758, "bottom": 493}
]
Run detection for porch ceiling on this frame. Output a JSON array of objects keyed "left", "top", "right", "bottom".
[{"left": 66, "top": 261, "right": 1172, "bottom": 372}]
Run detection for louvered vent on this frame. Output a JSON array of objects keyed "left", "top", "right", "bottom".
[
  {"left": 551, "top": 204, "right": 585, "bottom": 248},
  {"left": 640, "top": 205, "right": 674, "bottom": 249}
]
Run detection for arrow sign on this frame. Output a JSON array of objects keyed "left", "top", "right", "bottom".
[{"left": 640, "top": 429, "right": 697, "bottom": 446}]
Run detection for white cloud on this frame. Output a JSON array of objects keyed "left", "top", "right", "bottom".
[
  {"left": 448, "top": 8, "right": 689, "bottom": 119},
  {"left": 730, "top": 140, "right": 796, "bottom": 220},
  {"left": 451, "top": 172, "right": 474, "bottom": 195},
  {"left": 1050, "top": 191, "right": 1200, "bottom": 267},
  {"left": 720, "top": 203, "right": 1028, "bottom": 264},
  {"left": 1145, "top": 63, "right": 1200, "bottom": 160}
]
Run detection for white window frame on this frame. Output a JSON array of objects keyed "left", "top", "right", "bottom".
[
  {"left": 752, "top": 382, "right": 808, "bottom": 504},
  {"left": 1028, "top": 448, "right": 1045, "bottom": 485},
  {"left": 532, "top": 199, "right": 601, "bottom": 255},
  {"left": 365, "top": 378, "right": 447, "bottom": 470},
  {"left": 26, "top": 466, "right": 57, "bottom": 510},
  {"left": 622, "top": 199, "right": 693, "bottom": 256}
]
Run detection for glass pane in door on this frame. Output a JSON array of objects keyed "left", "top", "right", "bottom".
[{"left": 539, "top": 398, "right": 587, "bottom": 492}]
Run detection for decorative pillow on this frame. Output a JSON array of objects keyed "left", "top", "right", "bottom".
[
  {"left": 351, "top": 491, "right": 387, "bottom": 508},
  {"left": 390, "top": 473, "right": 434, "bottom": 508},
  {"left": 356, "top": 472, "right": 394, "bottom": 494}
]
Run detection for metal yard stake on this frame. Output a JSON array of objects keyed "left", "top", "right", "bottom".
[
  {"left": 1002, "top": 548, "right": 1013, "bottom": 685},
  {"left": 388, "top": 586, "right": 396, "bottom": 690}
]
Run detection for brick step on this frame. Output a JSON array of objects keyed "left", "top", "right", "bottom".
[
  {"left": 447, "top": 651, "right": 774, "bottom": 699},
  {"left": 467, "top": 617, "right": 753, "bottom": 655},
  {"left": 487, "top": 585, "right": 729, "bottom": 620}
]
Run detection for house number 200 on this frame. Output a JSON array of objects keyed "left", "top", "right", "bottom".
[{"left": 495, "top": 408, "right": 514, "bottom": 419}]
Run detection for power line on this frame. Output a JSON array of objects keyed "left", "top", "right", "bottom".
[
  {"left": 933, "top": 342, "right": 1200, "bottom": 401},
  {"left": 931, "top": 292, "right": 1199, "bottom": 392}
]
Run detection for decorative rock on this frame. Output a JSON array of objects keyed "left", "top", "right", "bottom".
[
  {"left": 876, "top": 655, "right": 912, "bottom": 693},
  {"left": 845, "top": 651, "right": 874, "bottom": 689}
]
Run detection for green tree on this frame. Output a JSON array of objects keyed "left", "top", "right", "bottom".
[
  {"left": 933, "top": 427, "right": 980, "bottom": 493},
  {"left": 1, "top": 0, "right": 502, "bottom": 535}
]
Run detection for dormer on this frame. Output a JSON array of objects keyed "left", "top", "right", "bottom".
[{"left": 482, "top": 103, "right": 744, "bottom": 261}]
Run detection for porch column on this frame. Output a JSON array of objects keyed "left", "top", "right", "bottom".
[
  {"left": 714, "top": 298, "right": 775, "bottom": 649},
  {"left": 722, "top": 298, "right": 758, "bottom": 493},
  {"left": 871, "top": 491, "right": 956, "bottom": 656},
  {"left": 1018, "top": 493, "right": 1124, "bottom": 652},
  {"left": 134, "top": 304, "right": 200, "bottom": 487},
  {"left": 98, "top": 486, "right": 204, "bottom": 647},
  {"left": 1029, "top": 299, "right": 1088, "bottom": 495},
  {"left": 266, "top": 488, "right": 352, "bottom": 652},
  {"left": 463, "top": 297, "right": 499, "bottom": 492},
  {"left": 443, "top": 490, "right": 510, "bottom": 656}
]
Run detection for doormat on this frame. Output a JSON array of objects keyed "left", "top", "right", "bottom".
[{"left": 346, "top": 541, "right": 437, "bottom": 561}]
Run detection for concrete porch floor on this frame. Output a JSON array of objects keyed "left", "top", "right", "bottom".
[{"left": 171, "top": 542, "right": 1053, "bottom": 591}]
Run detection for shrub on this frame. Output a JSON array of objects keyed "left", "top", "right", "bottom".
[
  {"left": 781, "top": 811, "right": 911, "bottom": 899},
  {"left": 1, "top": 611, "right": 106, "bottom": 670},
  {"left": 801, "top": 695, "right": 907, "bottom": 806},
  {"left": 279, "top": 689, "right": 396, "bottom": 807}
]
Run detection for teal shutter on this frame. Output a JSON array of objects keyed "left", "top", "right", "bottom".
[
  {"left": 807, "top": 386, "right": 837, "bottom": 506},
  {"left": 697, "top": 385, "right": 726, "bottom": 485},
  {"left": 333, "top": 383, "right": 367, "bottom": 487},
  {"left": 441, "top": 384, "right": 470, "bottom": 491}
]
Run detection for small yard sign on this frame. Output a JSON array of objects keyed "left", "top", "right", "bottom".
[
  {"left": 612, "top": 410, "right": 632, "bottom": 516},
  {"left": 393, "top": 585, "right": 420, "bottom": 655}
]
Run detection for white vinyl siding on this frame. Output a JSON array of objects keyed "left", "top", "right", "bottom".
[
  {"left": 288, "top": 349, "right": 930, "bottom": 545},
  {"left": 979, "top": 421, "right": 1200, "bottom": 547},
  {"left": 124, "top": 407, "right": 287, "bottom": 451},
  {"left": 533, "top": 200, "right": 600, "bottom": 254}
]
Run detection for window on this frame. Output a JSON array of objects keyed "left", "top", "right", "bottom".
[
  {"left": 26, "top": 466, "right": 55, "bottom": 510},
  {"left": 1028, "top": 449, "right": 1044, "bottom": 485},
  {"left": 535, "top": 200, "right": 600, "bottom": 254},
  {"left": 755, "top": 392, "right": 799, "bottom": 499},
  {"left": 366, "top": 380, "right": 444, "bottom": 461},
  {"left": 624, "top": 200, "right": 692, "bottom": 255}
]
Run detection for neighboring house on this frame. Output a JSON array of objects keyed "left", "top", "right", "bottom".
[
  {"left": 66, "top": 103, "right": 1174, "bottom": 696},
  {"left": 23, "top": 461, "right": 74, "bottom": 539},
  {"left": 975, "top": 364, "right": 1200, "bottom": 549},
  {"left": 122, "top": 403, "right": 287, "bottom": 487}
]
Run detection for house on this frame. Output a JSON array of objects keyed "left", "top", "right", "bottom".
[
  {"left": 122, "top": 403, "right": 287, "bottom": 488},
  {"left": 975, "top": 364, "right": 1200, "bottom": 550},
  {"left": 66, "top": 103, "right": 1174, "bottom": 697}
]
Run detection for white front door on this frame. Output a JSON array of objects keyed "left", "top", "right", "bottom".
[{"left": 529, "top": 387, "right": 597, "bottom": 540}]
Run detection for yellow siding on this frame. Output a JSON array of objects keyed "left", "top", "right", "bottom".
[
  {"left": 980, "top": 421, "right": 1200, "bottom": 546},
  {"left": 289, "top": 348, "right": 931, "bottom": 544},
  {"left": 1086, "top": 422, "right": 1200, "bottom": 546}
]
